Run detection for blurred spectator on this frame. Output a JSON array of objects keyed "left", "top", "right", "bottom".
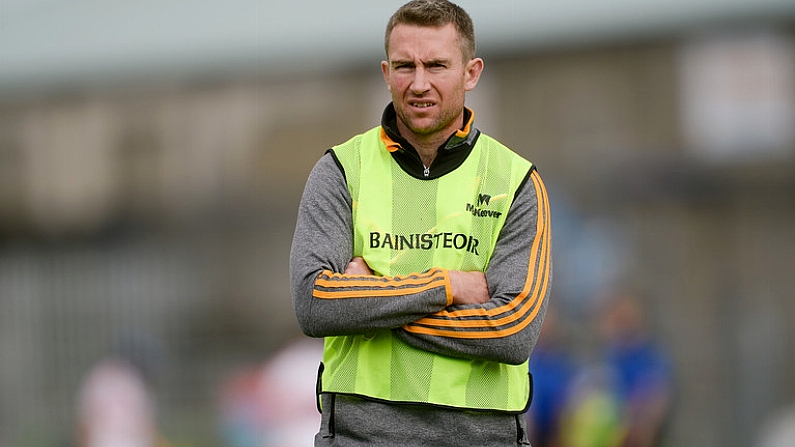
[
  {"left": 558, "top": 364, "right": 626, "bottom": 447},
  {"left": 75, "top": 357, "right": 166, "bottom": 447},
  {"left": 218, "top": 365, "right": 271, "bottom": 447},
  {"left": 218, "top": 338, "right": 323, "bottom": 447},
  {"left": 595, "top": 288, "right": 674, "bottom": 447},
  {"left": 527, "top": 304, "right": 578, "bottom": 447}
]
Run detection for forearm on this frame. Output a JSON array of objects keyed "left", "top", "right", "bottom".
[
  {"left": 290, "top": 153, "right": 452, "bottom": 337},
  {"left": 396, "top": 169, "right": 552, "bottom": 364},
  {"left": 305, "top": 268, "right": 452, "bottom": 336}
]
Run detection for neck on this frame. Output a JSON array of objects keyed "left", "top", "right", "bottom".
[
  {"left": 407, "top": 136, "right": 444, "bottom": 168},
  {"left": 397, "top": 116, "right": 464, "bottom": 168}
]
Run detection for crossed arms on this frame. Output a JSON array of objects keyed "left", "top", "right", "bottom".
[{"left": 289, "top": 153, "right": 551, "bottom": 365}]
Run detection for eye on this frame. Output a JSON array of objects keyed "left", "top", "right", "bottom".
[{"left": 393, "top": 63, "right": 414, "bottom": 71}]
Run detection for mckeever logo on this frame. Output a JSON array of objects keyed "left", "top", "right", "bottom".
[
  {"left": 478, "top": 194, "right": 491, "bottom": 206},
  {"left": 467, "top": 193, "right": 503, "bottom": 219}
]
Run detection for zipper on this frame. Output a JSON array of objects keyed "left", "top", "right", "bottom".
[{"left": 423, "top": 165, "right": 430, "bottom": 177}]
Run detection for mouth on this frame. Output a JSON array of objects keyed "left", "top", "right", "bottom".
[{"left": 409, "top": 101, "right": 435, "bottom": 109}]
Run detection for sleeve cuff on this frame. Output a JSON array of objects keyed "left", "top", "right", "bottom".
[{"left": 440, "top": 268, "right": 454, "bottom": 306}]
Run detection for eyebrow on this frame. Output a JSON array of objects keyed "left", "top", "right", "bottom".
[{"left": 391, "top": 58, "right": 452, "bottom": 68}]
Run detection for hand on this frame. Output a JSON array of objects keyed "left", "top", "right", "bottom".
[
  {"left": 449, "top": 270, "right": 490, "bottom": 305},
  {"left": 345, "top": 257, "right": 373, "bottom": 275}
]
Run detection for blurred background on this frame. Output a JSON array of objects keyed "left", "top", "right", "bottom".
[{"left": 1, "top": 0, "right": 794, "bottom": 446}]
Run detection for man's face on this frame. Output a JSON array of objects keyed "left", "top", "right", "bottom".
[{"left": 382, "top": 23, "right": 483, "bottom": 143}]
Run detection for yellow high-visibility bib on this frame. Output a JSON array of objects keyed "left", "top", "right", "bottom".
[{"left": 322, "top": 126, "right": 533, "bottom": 412}]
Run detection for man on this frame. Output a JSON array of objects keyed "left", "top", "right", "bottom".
[
  {"left": 596, "top": 290, "right": 673, "bottom": 447},
  {"left": 75, "top": 358, "right": 166, "bottom": 447},
  {"left": 290, "top": 1, "right": 552, "bottom": 445},
  {"left": 527, "top": 306, "right": 577, "bottom": 447}
]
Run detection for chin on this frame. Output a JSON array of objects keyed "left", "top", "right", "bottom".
[{"left": 407, "top": 116, "right": 442, "bottom": 132}]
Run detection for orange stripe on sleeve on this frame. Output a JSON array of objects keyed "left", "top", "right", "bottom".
[
  {"left": 403, "top": 171, "right": 551, "bottom": 338},
  {"left": 313, "top": 268, "right": 451, "bottom": 300},
  {"left": 315, "top": 268, "right": 447, "bottom": 289}
]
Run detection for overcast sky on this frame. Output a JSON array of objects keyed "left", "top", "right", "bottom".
[{"left": 2, "top": 0, "right": 795, "bottom": 91}]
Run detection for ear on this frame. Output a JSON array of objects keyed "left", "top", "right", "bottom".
[
  {"left": 381, "top": 61, "right": 392, "bottom": 92},
  {"left": 464, "top": 58, "right": 484, "bottom": 92}
]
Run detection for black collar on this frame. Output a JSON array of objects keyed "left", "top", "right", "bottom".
[{"left": 380, "top": 103, "right": 480, "bottom": 180}]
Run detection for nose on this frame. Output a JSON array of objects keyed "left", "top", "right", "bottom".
[{"left": 410, "top": 67, "right": 431, "bottom": 94}]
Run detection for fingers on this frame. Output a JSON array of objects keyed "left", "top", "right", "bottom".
[
  {"left": 450, "top": 270, "right": 490, "bottom": 305},
  {"left": 345, "top": 257, "right": 373, "bottom": 275}
]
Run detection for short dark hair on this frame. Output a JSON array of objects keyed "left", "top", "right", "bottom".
[{"left": 385, "top": 0, "right": 476, "bottom": 61}]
